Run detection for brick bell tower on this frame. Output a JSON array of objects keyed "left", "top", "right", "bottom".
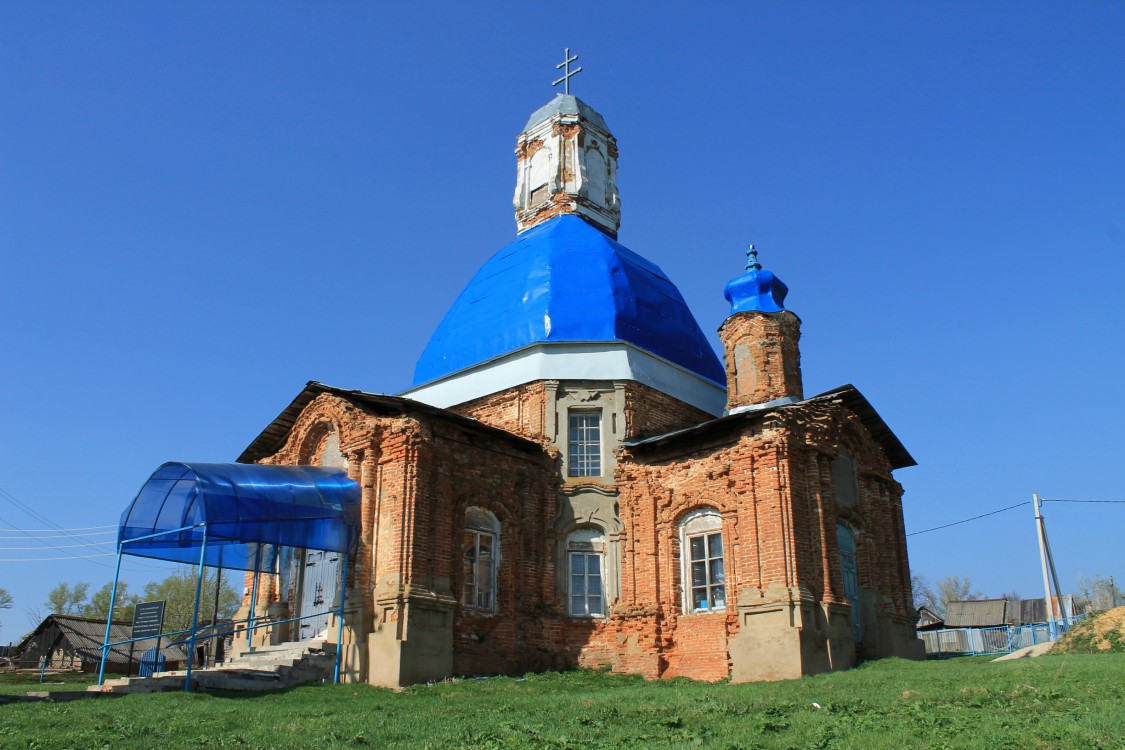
[{"left": 718, "top": 246, "right": 803, "bottom": 412}]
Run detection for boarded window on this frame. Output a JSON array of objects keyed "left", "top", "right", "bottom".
[
  {"left": 832, "top": 449, "right": 858, "bottom": 508},
  {"left": 837, "top": 524, "right": 862, "bottom": 640}
]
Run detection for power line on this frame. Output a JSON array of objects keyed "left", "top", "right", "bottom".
[
  {"left": 907, "top": 501, "right": 1030, "bottom": 537},
  {"left": 0, "top": 530, "right": 117, "bottom": 540},
  {"left": 0, "top": 484, "right": 165, "bottom": 571},
  {"left": 1042, "top": 498, "right": 1125, "bottom": 504},
  {"left": 0, "top": 552, "right": 118, "bottom": 562},
  {"left": 0, "top": 542, "right": 116, "bottom": 550},
  {"left": 0, "top": 524, "right": 117, "bottom": 533}
]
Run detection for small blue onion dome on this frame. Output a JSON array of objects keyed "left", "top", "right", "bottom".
[{"left": 723, "top": 245, "right": 789, "bottom": 315}]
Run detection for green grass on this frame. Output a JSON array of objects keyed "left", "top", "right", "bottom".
[
  {"left": 2, "top": 655, "right": 1123, "bottom": 749},
  {"left": 0, "top": 672, "right": 95, "bottom": 696}
]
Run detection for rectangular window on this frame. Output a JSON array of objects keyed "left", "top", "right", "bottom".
[
  {"left": 687, "top": 531, "right": 726, "bottom": 612},
  {"left": 568, "top": 551, "right": 604, "bottom": 617},
  {"left": 567, "top": 411, "right": 602, "bottom": 477},
  {"left": 463, "top": 529, "right": 496, "bottom": 611}
]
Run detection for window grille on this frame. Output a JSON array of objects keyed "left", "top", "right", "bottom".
[
  {"left": 566, "top": 528, "right": 606, "bottom": 617},
  {"left": 463, "top": 508, "right": 499, "bottom": 612},
  {"left": 567, "top": 411, "right": 602, "bottom": 477},
  {"left": 681, "top": 511, "right": 726, "bottom": 612},
  {"left": 569, "top": 552, "right": 605, "bottom": 617}
]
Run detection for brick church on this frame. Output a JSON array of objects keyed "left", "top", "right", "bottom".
[{"left": 232, "top": 90, "right": 923, "bottom": 686}]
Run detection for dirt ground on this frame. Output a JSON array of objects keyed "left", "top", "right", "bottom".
[{"left": 1053, "top": 606, "right": 1125, "bottom": 653}]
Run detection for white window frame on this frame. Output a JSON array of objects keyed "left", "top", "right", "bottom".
[
  {"left": 567, "top": 409, "right": 603, "bottom": 477},
  {"left": 566, "top": 528, "right": 606, "bottom": 618},
  {"left": 463, "top": 508, "right": 499, "bottom": 613},
  {"left": 680, "top": 510, "right": 727, "bottom": 614}
]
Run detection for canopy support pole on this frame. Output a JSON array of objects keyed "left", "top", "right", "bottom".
[
  {"left": 97, "top": 545, "right": 124, "bottom": 686},
  {"left": 184, "top": 527, "right": 208, "bottom": 693},
  {"left": 248, "top": 546, "right": 262, "bottom": 652},
  {"left": 334, "top": 552, "right": 349, "bottom": 684}
]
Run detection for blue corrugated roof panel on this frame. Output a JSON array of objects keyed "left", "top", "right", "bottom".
[{"left": 413, "top": 215, "right": 724, "bottom": 386}]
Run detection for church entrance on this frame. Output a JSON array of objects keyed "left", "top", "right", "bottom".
[{"left": 298, "top": 549, "right": 340, "bottom": 641}]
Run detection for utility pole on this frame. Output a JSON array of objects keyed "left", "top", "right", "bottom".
[{"left": 1033, "top": 493, "right": 1058, "bottom": 637}]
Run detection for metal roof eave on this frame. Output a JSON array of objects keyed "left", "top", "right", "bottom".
[
  {"left": 623, "top": 384, "right": 916, "bottom": 471},
  {"left": 238, "top": 381, "right": 546, "bottom": 464}
]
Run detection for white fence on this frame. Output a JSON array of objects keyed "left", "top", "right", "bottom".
[{"left": 919, "top": 615, "right": 1086, "bottom": 657}]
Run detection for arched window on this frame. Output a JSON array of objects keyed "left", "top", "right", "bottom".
[
  {"left": 567, "top": 528, "right": 606, "bottom": 618},
  {"left": 463, "top": 508, "right": 499, "bottom": 613},
  {"left": 680, "top": 510, "right": 727, "bottom": 613},
  {"left": 837, "top": 524, "right": 862, "bottom": 640}
]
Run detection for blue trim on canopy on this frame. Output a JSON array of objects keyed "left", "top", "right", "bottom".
[
  {"left": 413, "top": 215, "right": 725, "bottom": 386},
  {"left": 118, "top": 462, "right": 361, "bottom": 571}
]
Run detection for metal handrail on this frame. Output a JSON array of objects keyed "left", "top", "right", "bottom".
[{"left": 96, "top": 521, "right": 351, "bottom": 693}]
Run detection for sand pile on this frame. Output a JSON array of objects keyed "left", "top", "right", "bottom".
[{"left": 1051, "top": 606, "right": 1125, "bottom": 654}]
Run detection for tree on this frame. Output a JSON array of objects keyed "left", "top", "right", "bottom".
[
  {"left": 83, "top": 581, "right": 141, "bottom": 623},
  {"left": 933, "top": 575, "right": 983, "bottom": 617},
  {"left": 45, "top": 582, "right": 90, "bottom": 615},
  {"left": 142, "top": 566, "right": 239, "bottom": 633},
  {"left": 1075, "top": 574, "right": 1119, "bottom": 612},
  {"left": 911, "top": 574, "right": 938, "bottom": 612},
  {"left": 0, "top": 587, "right": 11, "bottom": 633}
]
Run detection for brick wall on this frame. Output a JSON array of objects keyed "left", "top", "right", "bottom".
[
  {"left": 719, "top": 311, "right": 803, "bottom": 409},
  {"left": 243, "top": 387, "right": 916, "bottom": 684},
  {"left": 615, "top": 400, "right": 916, "bottom": 680},
  {"left": 452, "top": 378, "right": 716, "bottom": 444},
  {"left": 622, "top": 381, "right": 716, "bottom": 439},
  {"left": 448, "top": 381, "right": 553, "bottom": 446}
]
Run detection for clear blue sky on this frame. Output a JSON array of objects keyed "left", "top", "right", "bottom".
[{"left": 2, "top": 2, "right": 1123, "bottom": 639}]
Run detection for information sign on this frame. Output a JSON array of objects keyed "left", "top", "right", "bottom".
[{"left": 131, "top": 600, "right": 166, "bottom": 639}]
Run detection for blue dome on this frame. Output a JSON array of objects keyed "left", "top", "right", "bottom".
[
  {"left": 413, "top": 215, "right": 724, "bottom": 386},
  {"left": 723, "top": 248, "right": 789, "bottom": 315}
]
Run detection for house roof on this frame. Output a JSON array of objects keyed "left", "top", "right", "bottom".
[
  {"left": 238, "top": 381, "right": 545, "bottom": 464},
  {"left": 17, "top": 615, "right": 187, "bottom": 663},
  {"left": 916, "top": 606, "right": 944, "bottom": 630},
  {"left": 944, "top": 599, "right": 1009, "bottom": 628},
  {"left": 623, "top": 384, "right": 916, "bottom": 470}
]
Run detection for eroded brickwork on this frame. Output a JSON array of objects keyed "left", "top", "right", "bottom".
[
  {"left": 448, "top": 381, "right": 553, "bottom": 445},
  {"left": 451, "top": 379, "right": 714, "bottom": 444},
  {"left": 234, "top": 378, "right": 918, "bottom": 686},
  {"left": 622, "top": 381, "right": 715, "bottom": 439},
  {"left": 720, "top": 311, "right": 803, "bottom": 409}
]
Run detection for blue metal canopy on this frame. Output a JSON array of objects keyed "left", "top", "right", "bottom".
[
  {"left": 413, "top": 214, "right": 725, "bottom": 386},
  {"left": 117, "top": 462, "right": 361, "bottom": 571}
]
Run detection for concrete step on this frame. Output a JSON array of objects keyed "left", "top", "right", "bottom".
[{"left": 86, "top": 639, "right": 337, "bottom": 695}]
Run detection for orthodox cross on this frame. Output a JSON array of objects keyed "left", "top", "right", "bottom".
[
  {"left": 745, "top": 244, "right": 762, "bottom": 271},
  {"left": 553, "top": 48, "right": 583, "bottom": 94}
]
